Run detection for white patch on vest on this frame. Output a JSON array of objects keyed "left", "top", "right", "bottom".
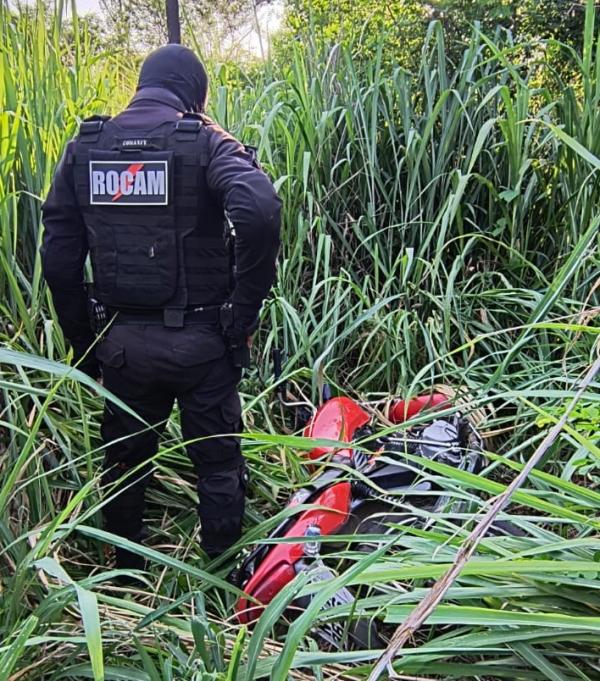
[{"left": 89, "top": 160, "right": 169, "bottom": 205}]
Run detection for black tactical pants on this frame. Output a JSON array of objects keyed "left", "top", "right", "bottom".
[{"left": 96, "top": 320, "right": 246, "bottom": 562}]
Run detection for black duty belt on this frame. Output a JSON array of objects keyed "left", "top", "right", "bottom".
[{"left": 109, "top": 306, "right": 220, "bottom": 326}]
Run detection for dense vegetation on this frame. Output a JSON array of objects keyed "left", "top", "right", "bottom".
[
  {"left": 283, "top": 0, "right": 591, "bottom": 68},
  {"left": 0, "top": 0, "right": 599, "bottom": 679}
]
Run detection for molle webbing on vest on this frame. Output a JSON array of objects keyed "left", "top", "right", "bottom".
[{"left": 71, "top": 115, "right": 230, "bottom": 312}]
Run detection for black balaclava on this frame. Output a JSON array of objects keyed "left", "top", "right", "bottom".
[{"left": 137, "top": 44, "right": 208, "bottom": 112}]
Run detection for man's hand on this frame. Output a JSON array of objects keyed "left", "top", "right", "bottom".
[{"left": 222, "top": 329, "right": 251, "bottom": 369}]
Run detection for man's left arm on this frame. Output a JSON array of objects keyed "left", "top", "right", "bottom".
[
  {"left": 206, "top": 127, "right": 282, "bottom": 336},
  {"left": 41, "top": 143, "right": 99, "bottom": 378}
]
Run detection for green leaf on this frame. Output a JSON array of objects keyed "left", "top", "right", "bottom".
[
  {"left": 385, "top": 604, "right": 600, "bottom": 631},
  {"left": 34, "top": 558, "right": 104, "bottom": 681},
  {"left": 0, "top": 615, "right": 39, "bottom": 681}
]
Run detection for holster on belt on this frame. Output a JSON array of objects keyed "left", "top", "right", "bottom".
[{"left": 219, "top": 302, "right": 251, "bottom": 369}]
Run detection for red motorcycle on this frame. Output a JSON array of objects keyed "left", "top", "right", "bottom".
[{"left": 232, "top": 371, "right": 484, "bottom": 648}]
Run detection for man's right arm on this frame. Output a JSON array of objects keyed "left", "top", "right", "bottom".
[{"left": 41, "top": 142, "right": 100, "bottom": 378}]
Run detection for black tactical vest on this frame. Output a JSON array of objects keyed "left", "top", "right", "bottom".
[{"left": 70, "top": 113, "right": 230, "bottom": 324}]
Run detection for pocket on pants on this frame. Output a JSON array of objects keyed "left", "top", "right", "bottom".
[{"left": 220, "top": 392, "right": 242, "bottom": 431}]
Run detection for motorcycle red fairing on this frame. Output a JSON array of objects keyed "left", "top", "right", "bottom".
[
  {"left": 303, "top": 396, "right": 371, "bottom": 462},
  {"left": 234, "top": 391, "right": 484, "bottom": 638},
  {"left": 235, "top": 396, "right": 371, "bottom": 623}
]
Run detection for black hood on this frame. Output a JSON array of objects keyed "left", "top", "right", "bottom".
[{"left": 137, "top": 44, "right": 208, "bottom": 113}]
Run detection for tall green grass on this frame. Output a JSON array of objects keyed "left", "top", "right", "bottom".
[{"left": 0, "top": 0, "right": 599, "bottom": 679}]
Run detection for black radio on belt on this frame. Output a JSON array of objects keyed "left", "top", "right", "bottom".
[{"left": 89, "top": 297, "right": 108, "bottom": 335}]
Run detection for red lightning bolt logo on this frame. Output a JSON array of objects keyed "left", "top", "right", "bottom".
[{"left": 112, "top": 163, "right": 145, "bottom": 202}]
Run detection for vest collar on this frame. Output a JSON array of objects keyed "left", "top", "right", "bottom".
[{"left": 129, "top": 87, "right": 187, "bottom": 112}]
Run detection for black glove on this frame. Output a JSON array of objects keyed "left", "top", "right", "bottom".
[{"left": 223, "top": 327, "right": 251, "bottom": 369}]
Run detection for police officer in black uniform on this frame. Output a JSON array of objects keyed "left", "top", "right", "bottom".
[{"left": 41, "top": 45, "right": 281, "bottom": 571}]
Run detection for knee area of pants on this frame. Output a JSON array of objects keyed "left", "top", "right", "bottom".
[
  {"left": 197, "top": 463, "right": 248, "bottom": 511},
  {"left": 198, "top": 463, "right": 248, "bottom": 491}
]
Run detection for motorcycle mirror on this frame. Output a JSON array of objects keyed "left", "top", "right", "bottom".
[
  {"left": 272, "top": 346, "right": 316, "bottom": 419},
  {"left": 272, "top": 347, "right": 287, "bottom": 398}
]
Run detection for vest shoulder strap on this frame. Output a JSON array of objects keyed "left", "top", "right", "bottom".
[
  {"left": 78, "top": 114, "right": 112, "bottom": 143},
  {"left": 169, "top": 116, "right": 209, "bottom": 165},
  {"left": 174, "top": 112, "right": 205, "bottom": 141}
]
